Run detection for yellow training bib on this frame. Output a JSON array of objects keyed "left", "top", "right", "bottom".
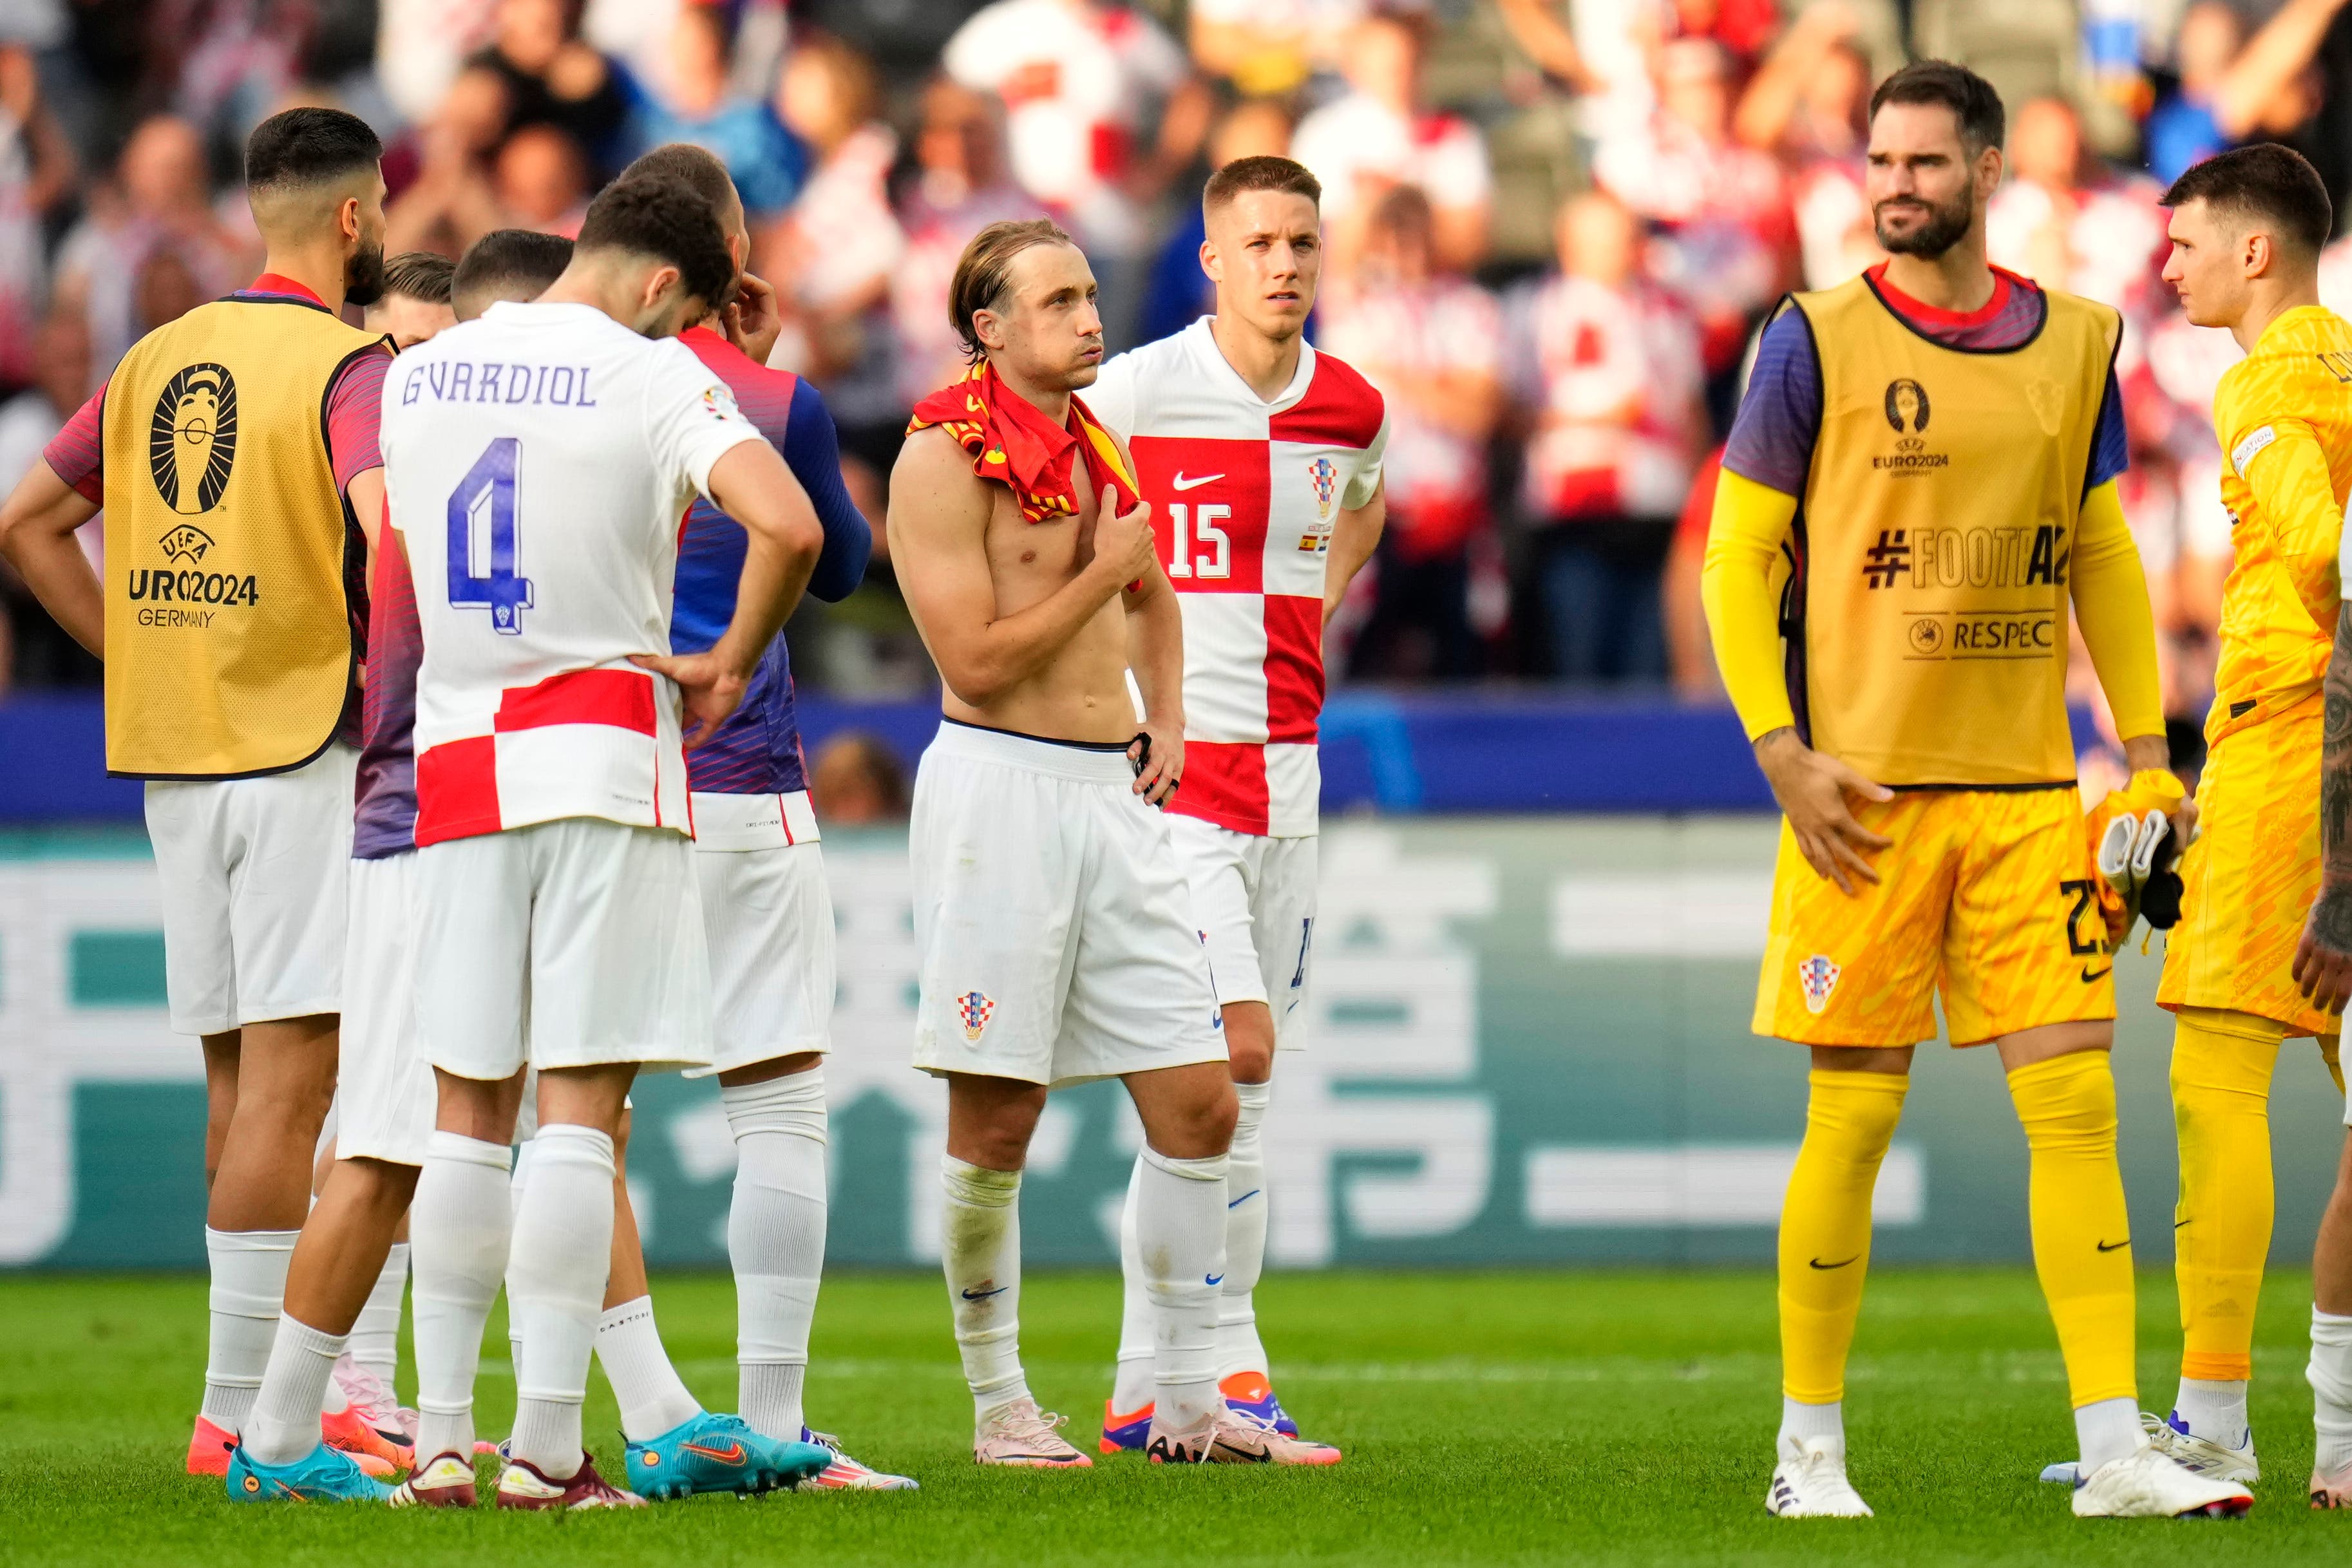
[
  {"left": 101, "top": 297, "right": 384, "bottom": 779},
  {"left": 1783, "top": 274, "right": 2120, "bottom": 787}
]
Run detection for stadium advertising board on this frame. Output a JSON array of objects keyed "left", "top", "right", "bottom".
[{"left": 3, "top": 820, "right": 2341, "bottom": 1270}]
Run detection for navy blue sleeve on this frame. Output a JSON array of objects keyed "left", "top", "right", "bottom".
[
  {"left": 784, "top": 379, "right": 874, "bottom": 603},
  {"left": 1720, "top": 306, "right": 1822, "bottom": 497},
  {"left": 2085, "top": 364, "right": 2129, "bottom": 500}
]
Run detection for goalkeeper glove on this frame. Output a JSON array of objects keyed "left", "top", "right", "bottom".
[{"left": 2085, "top": 768, "right": 2188, "bottom": 949}]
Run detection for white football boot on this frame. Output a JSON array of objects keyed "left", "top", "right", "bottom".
[
  {"left": 2143, "top": 1410, "right": 2259, "bottom": 1485},
  {"left": 2071, "top": 1438, "right": 2253, "bottom": 1518},
  {"left": 1765, "top": 1438, "right": 1873, "bottom": 1517}
]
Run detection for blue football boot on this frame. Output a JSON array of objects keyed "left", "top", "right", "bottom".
[
  {"left": 225, "top": 1442, "right": 397, "bottom": 1503},
  {"left": 623, "top": 1411, "right": 831, "bottom": 1498}
]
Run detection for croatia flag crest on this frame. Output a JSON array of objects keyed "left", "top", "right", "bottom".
[
  {"left": 1308, "top": 455, "right": 1338, "bottom": 518},
  {"left": 956, "top": 990, "right": 996, "bottom": 1041},
  {"left": 1797, "top": 955, "right": 1841, "bottom": 1016}
]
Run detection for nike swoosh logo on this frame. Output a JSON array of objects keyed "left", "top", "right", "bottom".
[
  {"left": 2176, "top": 1218, "right": 2192, "bottom": 1229},
  {"left": 2096, "top": 1238, "right": 2130, "bottom": 1252},
  {"left": 1808, "top": 1255, "right": 1859, "bottom": 1270},
  {"left": 1170, "top": 471, "right": 1222, "bottom": 491},
  {"left": 960, "top": 1285, "right": 1007, "bottom": 1301},
  {"left": 1228, "top": 1189, "right": 1262, "bottom": 1209},
  {"left": 1206, "top": 1273, "right": 1224, "bottom": 1286},
  {"left": 680, "top": 1441, "right": 746, "bottom": 1465},
  {"left": 2080, "top": 965, "right": 2113, "bottom": 983}
]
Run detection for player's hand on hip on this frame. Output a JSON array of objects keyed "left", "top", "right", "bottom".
[
  {"left": 2294, "top": 886, "right": 2352, "bottom": 1014},
  {"left": 631, "top": 651, "right": 747, "bottom": 750},
  {"left": 724, "top": 270, "right": 784, "bottom": 367},
  {"left": 1128, "top": 717, "right": 1184, "bottom": 808},
  {"left": 1755, "top": 729, "right": 1893, "bottom": 896},
  {"left": 1092, "top": 495, "right": 1157, "bottom": 588}
]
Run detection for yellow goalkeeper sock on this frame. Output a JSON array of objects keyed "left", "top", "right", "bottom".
[
  {"left": 2170, "top": 1007, "right": 2281, "bottom": 1383},
  {"left": 2009, "top": 1050, "right": 2137, "bottom": 1409},
  {"left": 1778, "top": 1068, "right": 1909, "bottom": 1404}
]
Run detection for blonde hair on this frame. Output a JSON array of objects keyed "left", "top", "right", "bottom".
[{"left": 948, "top": 218, "right": 1075, "bottom": 361}]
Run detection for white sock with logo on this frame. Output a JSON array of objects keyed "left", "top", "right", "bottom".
[
  {"left": 201, "top": 1227, "right": 299, "bottom": 1434},
  {"left": 1136, "top": 1146, "right": 1228, "bottom": 1431},
  {"left": 245, "top": 1316, "right": 347, "bottom": 1466},
  {"left": 1217, "top": 1080, "right": 1273, "bottom": 1382},
  {"left": 410, "top": 1132, "right": 513, "bottom": 1465},
  {"left": 940, "top": 1155, "right": 1028, "bottom": 1424},
  {"left": 595, "top": 1296, "right": 702, "bottom": 1442},
  {"left": 348, "top": 1242, "right": 408, "bottom": 1388},
  {"left": 507, "top": 1124, "right": 616, "bottom": 1480},
  {"left": 725, "top": 1070, "right": 828, "bottom": 1442},
  {"left": 2173, "top": 1376, "right": 2250, "bottom": 1448}
]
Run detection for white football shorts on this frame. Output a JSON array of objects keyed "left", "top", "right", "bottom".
[
  {"left": 143, "top": 743, "right": 358, "bottom": 1036},
  {"left": 909, "top": 719, "right": 1227, "bottom": 1088},
  {"left": 335, "top": 851, "right": 435, "bottom": 1166},
  {"left": 694, "top": 831, "right": 835, "bottom": 1076},
  {"left": 413, "top": 817, "right": 712, "bottom": 1079},
  {"left": 1168, "top": 814, "right": 1318, "bottom": 1046}
]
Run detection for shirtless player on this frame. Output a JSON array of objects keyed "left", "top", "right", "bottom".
[{"left": 889, "top": 218, "right": 1326, "bottom": 1465}]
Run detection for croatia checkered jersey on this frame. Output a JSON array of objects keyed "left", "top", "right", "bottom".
[
  {"left": 1086, "top": 319, "right": 1387, "bottom": 836},
  {"left": 671, "top": 326, "right": 873, "bottom": 850},
  {"left": 381, "top": 301, "right": 764, "bottom": 846}
]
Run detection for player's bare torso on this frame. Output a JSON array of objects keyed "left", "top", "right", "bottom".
[{"left": 908, "top": 423, "right": 1136, "bottom": 744}]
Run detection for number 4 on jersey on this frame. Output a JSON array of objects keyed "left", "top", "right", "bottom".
[{"left": 447, "top": 437, "right": 535, "bottom": 634}]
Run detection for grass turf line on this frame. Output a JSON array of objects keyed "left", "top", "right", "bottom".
[{"left": 0, "top": 1267, "right": 2342, "bottom": 1565}]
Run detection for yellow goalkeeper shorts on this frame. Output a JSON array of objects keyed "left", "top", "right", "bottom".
[
  {"left": 1754, "top": 786, "right": 2114, "bottom": 1048},
  {"left": 2158, "top": 692, "right": 2332, "bottom": 1038}
]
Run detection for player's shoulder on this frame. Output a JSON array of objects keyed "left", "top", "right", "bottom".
[
  {"left": 1289, "top": 343, "right": 1386, "bottom": 446},
  {"left": 2035, "top": 283, "right": 2122, "bottom": 340}
]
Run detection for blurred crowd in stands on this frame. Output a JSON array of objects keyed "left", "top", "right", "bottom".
[{"left": 11, "top": 0, "right": 2352, "bottom": 765}]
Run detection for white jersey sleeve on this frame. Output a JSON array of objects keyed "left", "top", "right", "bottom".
[
  {"left": 642, "top": 338, "right": 766, "bottom": 504},
  {"left": 1344, "top": 410, "right": 1389, "bottom": 510}
]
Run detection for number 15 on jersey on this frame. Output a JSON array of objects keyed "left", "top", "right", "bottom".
[
  {"left": 448, "top": 437, "right": 535, "bottom": 634},
  {"left": 1165, "top": 500, "right": 1230, "bottom": 580}
]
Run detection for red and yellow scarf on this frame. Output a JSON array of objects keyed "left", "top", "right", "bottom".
[{"left": 906, "top": 361, "right": 1139, "bottom": 522}]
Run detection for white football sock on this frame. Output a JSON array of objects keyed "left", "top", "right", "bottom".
[
  {"left": 201, "top": 1227, "right": 298, "bottom": 1434},
  {"left": 1776, "top": 1396, "right": 1843, "bottom": 1461},
  {"left": 1217, "top": 1079, "right": 1273, "bottom": 1381},
  {"left": 725, "top": 1070, "right": 828, "bottom": 1441},
  {"left": 2076, "top": 1395, "right": 2141, "bottom": 1473},
  {"left": 940, "top": 1155, "right": 1027, "bottom": 1423},
  {"left": 349, "top": 1242, "right": 408, "bottom": 1389},
  {"left": 505, "top": 1141, "right": 533, "bottom": 1372},
  {"left": 1137, "top": 1146, "right": 1228, "bottom": 1431},
  {"left": 507, "top": 1124, "right": 616, "bottom": 1480},
  {"left": 244, "top": 1316, "right": 346, "bottom": 1466},
  {"left": 2173, "top": 1376, "right": 2250, "bottom": 1446},
  {"left": 2311, "top": 1307, "right": 2352, "bottom": 1475},
  {"left": 410, "top": 1131, "right": 512, "bottom": 1464},
  {"left": 596, "top": 1296, "right": 702, "bottom": 1442},
  {"left": 1112, "top": 1158, "right": 1155, "bottom": 1415}
]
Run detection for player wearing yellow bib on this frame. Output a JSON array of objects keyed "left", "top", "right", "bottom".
[
  {"left": 1702, "top": 61, "right": 2246, "bottom": 1520},
  {"left": 2130, "top": 145, "right": 2352, "bottom": 1494}
]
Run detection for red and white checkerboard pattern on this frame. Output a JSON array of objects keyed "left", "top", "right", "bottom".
[{"left": 1089, "top": 321, "right": 1387, "bottom": 837}]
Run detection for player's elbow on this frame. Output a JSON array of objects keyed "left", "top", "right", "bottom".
[
  {"left": 937, "top": 656, "right": 1013, "bottom": 708},
  {"left": 759, "top": 504, "right": 824, "bottom": 571}
]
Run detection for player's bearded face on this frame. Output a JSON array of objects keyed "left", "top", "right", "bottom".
[
  {"left": 345, "top": 235, "right": 386, "bottom": 307},
  {"left": 1873, "top": 180, "right": 1975, "bottom": 259}
]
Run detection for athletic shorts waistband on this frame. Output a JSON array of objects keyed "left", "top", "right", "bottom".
[{"left": 928, "top": 717, "right": 1135, "bottom": 786}]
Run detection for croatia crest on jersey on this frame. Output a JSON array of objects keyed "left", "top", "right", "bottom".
[
  {"left": 956, "top": 990, "right": 995, "bottom": 1041},
  {"left": 1798, "top": 955, "right": 1841, "bottom": 1015},
  {"left": 1300, "top": 456, "right": 1339, "bottom": 553}
]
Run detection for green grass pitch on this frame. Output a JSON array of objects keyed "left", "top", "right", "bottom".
[{"left": 3, "top": 1267, "right": 2347, "bottom": 1565}]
